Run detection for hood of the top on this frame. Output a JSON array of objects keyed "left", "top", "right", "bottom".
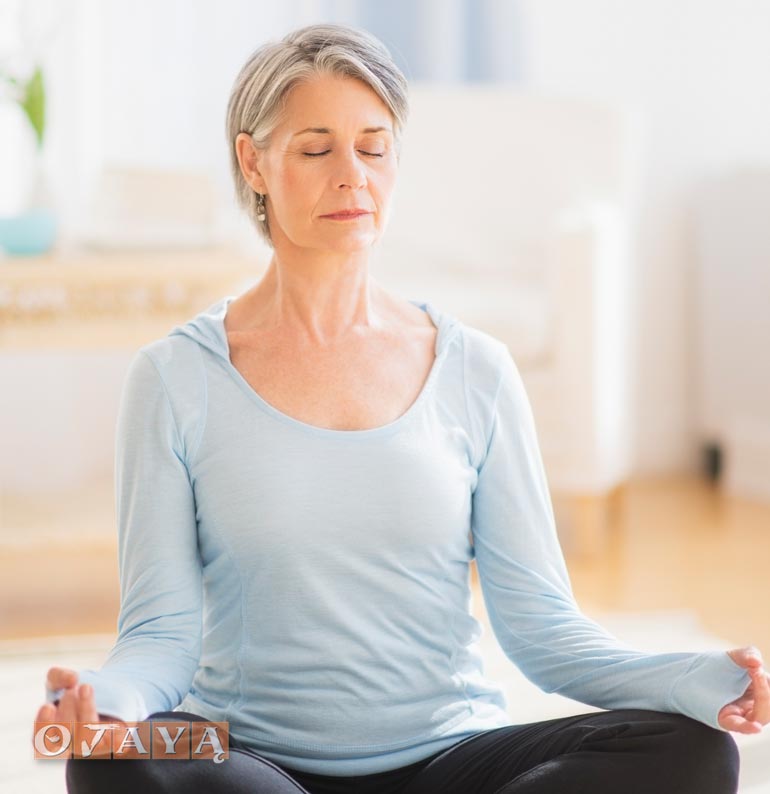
[
  {"left": 167, "top": 294, "right": 461, "bottom": 360},
  {"left": 168, "top": 295, "right": 233, "bottom": 361}
]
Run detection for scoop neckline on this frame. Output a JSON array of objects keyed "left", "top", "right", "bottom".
[{"left": 218, "top": 295, "right": 448, "bottom": 440}]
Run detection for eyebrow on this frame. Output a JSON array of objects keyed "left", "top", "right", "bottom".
[{"left": 292, "top": 126, "right": 392, "bottom": 137}]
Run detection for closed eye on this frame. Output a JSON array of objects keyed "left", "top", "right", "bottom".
[{"left": 303, "top": 151, "right": 384, "bottom": 158}]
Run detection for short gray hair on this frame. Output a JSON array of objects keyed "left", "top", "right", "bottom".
[{"left": 225, "top": 23, "right": 410, "bottom": 248}]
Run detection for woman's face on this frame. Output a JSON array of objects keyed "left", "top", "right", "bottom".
[{"left": 236, "top": 73, "right": 399, "bottom": 254}]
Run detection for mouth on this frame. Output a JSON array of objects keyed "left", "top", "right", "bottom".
[{"left": 321, "top": 210, "right": 372, "bottom": 220}]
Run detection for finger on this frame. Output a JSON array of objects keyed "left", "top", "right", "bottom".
[
  {"left": 719, "top": 712, "right": 763, "bottom": 734},
  {"left": 719, "top": 703, "right": 754, "bottom": 727},
  {"left": 737, "top": 698, "right": 756, "bottom": 714},
  {"left": 749, "top": 666, "right": 768, "bottom": 685},
  {"left": 46, "top": 667, "right": 78, "bottom": 690},
  {"left": 728, "top": 646, "right": 764, "bottom": 671},
  {"left": 76, "top": 684, "right": 99, "bottom": 723},
  {"left": 748, "top": 667, "right": 770, "bottom": 722},
  {"left": 33, "top": 703, "right": 58, "bottom": 748},
  {"left": 56, "top": 687, "right": 79, "bottom": 723},
  {"left": 35, "top": 702, "right": 56, "bottom": 723},
  {"left": 46, "top": 668, "right": 78, "bottom": 706}
]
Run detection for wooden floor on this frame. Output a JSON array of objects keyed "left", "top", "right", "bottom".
[
  {"left": 562, "top": 474, "right": 770, "bottom": 656},
  {"left": 2, "top": 472, "right": 769, "bottom": 657}
]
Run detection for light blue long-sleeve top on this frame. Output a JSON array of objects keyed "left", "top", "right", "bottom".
[{"left": 78, "top": 293, "right": 750, "bottom": 776}]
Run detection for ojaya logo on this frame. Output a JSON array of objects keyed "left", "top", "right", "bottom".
[{"left": 33, "top": 720, "right": 230, "bottom": 763}]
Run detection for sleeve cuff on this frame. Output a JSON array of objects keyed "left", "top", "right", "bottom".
[
  {"left": 77, "top": 668, "right": 151, "bottom": 723},
  {"left": 668, "top": 650, "right": 751, "bottom": 731}
]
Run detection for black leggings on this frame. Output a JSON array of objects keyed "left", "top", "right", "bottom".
[{"left": 65, "top": 707, "right": 740, "bottom": 794}]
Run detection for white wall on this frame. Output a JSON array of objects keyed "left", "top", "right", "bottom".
[
  {"left": 3, "top": 0, "right": 310, "bottom": 244},
  {"left": 8, "top": 0, "right": 768, "bottom": 476},
  {"left": 519, "top": 0, "right": 770, "bottom": 474},
  {"left": 11, "top": 0, "right": 526, "bottom": 243}
]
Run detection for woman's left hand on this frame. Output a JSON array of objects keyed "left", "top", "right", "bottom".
[{"left": 717, "top": 646, "right": 770, "bottom": 734}]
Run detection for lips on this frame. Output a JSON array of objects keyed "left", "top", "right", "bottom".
[{"left": 321, "top": 210, "right": 371, "bottom": 218}]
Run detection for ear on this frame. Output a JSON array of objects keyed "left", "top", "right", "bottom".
[{"left": 235, "top": 133, "right": 268, "bottom": 194}]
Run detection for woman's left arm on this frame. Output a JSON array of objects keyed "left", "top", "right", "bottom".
[{"left": 471, "top": 343, "right": 763, "bottom": 734}]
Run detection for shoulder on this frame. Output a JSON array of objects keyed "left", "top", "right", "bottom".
[
  {"left": 122, "top": 336, "right": 207, "bottom": 462},
  {"left": 456, "top": 320, "right": 510, "bottom": 397},
  {"left": 432, "top": 315, "right": 513, "bottom": 465},
  {"left": 128, "top": 335, "right": 205, "bottom": 400},
  {"left": 124, "top": 336, "right": 204, "bottom": 408},
  {"left": 137, "top": 334, "right": 200, "bottom": 372}
]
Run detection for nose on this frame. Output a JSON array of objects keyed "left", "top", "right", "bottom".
[{"left": 334, "top": 148, "right": 368, "bottom": 190}]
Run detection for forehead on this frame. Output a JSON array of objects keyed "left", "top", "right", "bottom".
[
  {"left": 291, "top": 125, "right": 391, "bottom": 138},
  {"left": 279, "top": 74, "right": 393, "bottom": 131}
]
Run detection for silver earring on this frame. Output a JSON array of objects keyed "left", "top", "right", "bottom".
[{"left": 256, "top": 193, "right": 266, "bottom": 222}]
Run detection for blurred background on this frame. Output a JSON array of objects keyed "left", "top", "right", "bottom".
[{"left": 1, "top": 0, "right": 769, "bottom": 790}]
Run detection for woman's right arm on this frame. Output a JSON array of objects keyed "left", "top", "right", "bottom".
[{"left": 35, "top": 348, "right": 204, "bottom": 726}]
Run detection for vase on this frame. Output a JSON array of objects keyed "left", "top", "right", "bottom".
[{"left": 0, "top": 154, "right": 57, "bottom": 257}]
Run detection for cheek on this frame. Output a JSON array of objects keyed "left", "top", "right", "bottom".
[
  {"left": 378, "top": 160, "right": 399, "bottom": 193},
  {"left": 281, "top": 166, "right": 311, "bottom": 196},
  {"left": 274, "top": 166, "right": 319, "bottom": 218},
  {"left": 372, "top": 172, "right": 398, "bottom": 210}
]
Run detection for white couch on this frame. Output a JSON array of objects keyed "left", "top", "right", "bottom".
[{"left": 373, "top": 85, "right": 638, "bottom": 555}]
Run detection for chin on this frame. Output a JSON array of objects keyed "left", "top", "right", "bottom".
[{"left": 323, "top": 233, "right": 378, "bottom": 252}]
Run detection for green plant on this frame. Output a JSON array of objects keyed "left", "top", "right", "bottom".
[{"left": 0, "top": 64, "right": 46, "bottom": 150}]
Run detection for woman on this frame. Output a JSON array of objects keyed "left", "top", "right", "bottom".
[{"left": 36, "top": 23, "right": 767, "bottom": 794}]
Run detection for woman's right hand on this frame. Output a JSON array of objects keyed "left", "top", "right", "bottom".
[{"left": 33, "top": 666, "right": 126, "bottom": 757}]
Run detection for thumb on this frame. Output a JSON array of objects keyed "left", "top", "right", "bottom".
[{"left": 728, "top": 646, "right": 764, "bottom": 670}]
